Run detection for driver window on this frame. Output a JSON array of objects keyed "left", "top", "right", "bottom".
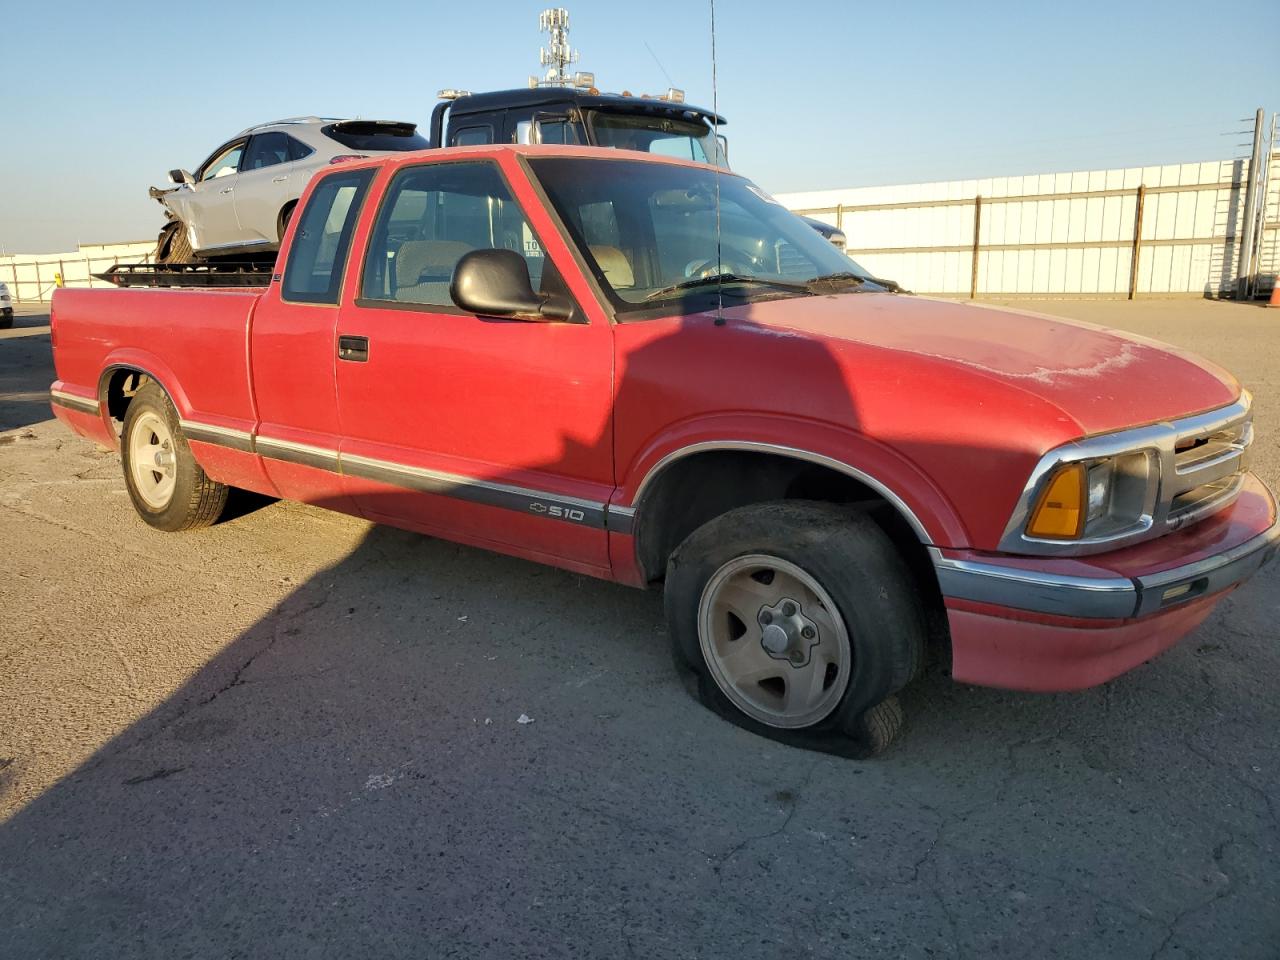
[
  {"left": 537, "top": 119, "right": 578, "bottom": 145},
  {"left": 360, "top": 161, "right": 546, "bottom": 309},
  {"left": 201, "top": 144, "right": 244, "bottom": 181}
]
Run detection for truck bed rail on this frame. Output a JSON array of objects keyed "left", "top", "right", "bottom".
[{"left": 95, "top": 262, "right": 274, "bottom": 289}]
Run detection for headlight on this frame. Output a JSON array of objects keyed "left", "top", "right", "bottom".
[{"left": 1026, "top": 451, "right": 1156, "bottom": 541}]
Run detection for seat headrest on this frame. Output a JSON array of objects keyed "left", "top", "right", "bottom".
[
  {"left": 589, "top": 245, "right": 635, "bottom": 288},
  {"left": 395, "top": 240, "right": 475, "bottom": 287}
]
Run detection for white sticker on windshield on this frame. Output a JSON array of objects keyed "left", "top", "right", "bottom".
[{"left": 746, "top": 183, "right": 782, "bottom": 205}]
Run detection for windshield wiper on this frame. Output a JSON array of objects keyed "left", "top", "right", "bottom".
[
  {"left": 642, "top": 273, "right": 812, "bottom": 303},
  {"left": 807, "top": 271, "right": 904, "bottom": 293},
  {"left": 806, "top": 272, "right": 869, "bottom": 285}
]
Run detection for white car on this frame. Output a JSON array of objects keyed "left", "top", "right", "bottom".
[
  {"left": 0, "top": 281, "right": 13, "bottom": 329},
  {"left": 151, "top": 117, "right": 428, "bottom": 261}
]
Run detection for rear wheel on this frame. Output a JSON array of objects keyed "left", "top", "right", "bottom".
[
  {"left": 0, "top": 312, "right": 12, "bottom": 330},
  {"left": 278, "top": 203, "right": 296, "bottom": 243},
  {"left": 665, "top": 501, "right": 925, "bottom": 756},
  {"left": 120, "top": 382, "right": 228, "bottom": 531}
]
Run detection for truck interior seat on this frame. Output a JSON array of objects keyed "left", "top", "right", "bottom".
[
  {"left": 394, "top": 240, "right": 475, "bottom": 300},
  {"left": 589, "top": 245, "right": 635, "bottom": 288}
]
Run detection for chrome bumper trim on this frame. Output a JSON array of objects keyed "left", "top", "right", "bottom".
[
  {"left": 932, "top": 549, "right": 1137, "bottom": 619},
  {"left": 934, "top": 516, "right": 1279, "bottom": 620},
  {"left": 1132, "top": 523, "right": 1280, "bottom": 616}
]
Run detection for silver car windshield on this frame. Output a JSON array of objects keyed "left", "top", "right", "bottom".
[{"left": 529, "top": 157, "right": 871, "bottom": 313}]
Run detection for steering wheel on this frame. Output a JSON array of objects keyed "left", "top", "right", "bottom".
[
  {"left": 683, "top": 256, "right": 750, "bottom": 279},
  {"left": 683, "top": 241, "right": 768, "bottom": 279}
]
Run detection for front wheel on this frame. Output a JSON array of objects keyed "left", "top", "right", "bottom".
[
  {"left": 120, "top": 382, "right": 228, "bottom": 531},
  {"left": 664, "top": 501, "right": 925, "bottom": 756},
  {"left": 155, "top": 221, "right": 192, "bottom": 263}
]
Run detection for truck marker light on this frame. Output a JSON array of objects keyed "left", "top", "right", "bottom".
[{"left": 1027, "top": 463, "right": 1087, "bottom": 539}]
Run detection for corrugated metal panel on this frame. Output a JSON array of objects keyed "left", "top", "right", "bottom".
[{"left": 777, "top": 154, "right": 1278, "bottom": 297}]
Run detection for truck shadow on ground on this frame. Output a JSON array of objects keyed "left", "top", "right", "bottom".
[{"left": 2, "top": 501, "right": 1278, "bottom": 958}]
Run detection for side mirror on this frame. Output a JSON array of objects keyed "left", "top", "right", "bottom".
[
  {"left": 168, "top": 169, "right": 194, "bottom": 185},
  {"left": 450, "top": 249, "right": 572, "bottom": 322}
]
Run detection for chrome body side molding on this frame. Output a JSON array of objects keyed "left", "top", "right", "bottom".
[
  {"left": 341, "top": 452, "right": 610, "bottom": 529},
  {"left": 50, "top": 389, "right": 102, "bottom": 416},
  {"left": 182, "top": 421, "right": 622, "bottom": 532},
  {"left": 179, "top": 420, "right": 254, "bottom": 453}
]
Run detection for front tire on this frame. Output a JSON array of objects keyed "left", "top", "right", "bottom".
[
  {"left": 120, "top": 382, "right": 228, "bottom": 531},
  {"left": 155, "top": 221, "right": 192, "bottom": 263},
  {"left": 664, "top": 501, "right": 925, "bottom": 756}
]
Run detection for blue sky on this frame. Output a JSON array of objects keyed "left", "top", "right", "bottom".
[{"left": 2, "top": 0, "right": 1276, "bottom": 252}]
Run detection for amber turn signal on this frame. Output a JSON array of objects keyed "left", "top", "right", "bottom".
[{"left": 1026, "top": 463, "right": 1087, "bottom": 539}]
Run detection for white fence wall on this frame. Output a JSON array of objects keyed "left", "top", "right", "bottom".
[
  {"left": 1, "top": 241, "right": 155, "bottom": 303},
  {"left": 778, "top": 154, "right": 1280, "bottom": 298}
]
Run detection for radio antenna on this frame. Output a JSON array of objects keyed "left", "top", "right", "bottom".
[{"left": 710, "top": 0, "right": 725, "bottom": 325}]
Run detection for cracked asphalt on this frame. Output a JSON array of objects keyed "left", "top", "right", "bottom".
[{"left": 2, "top": 298, "right": 1278, "bottom": 959}]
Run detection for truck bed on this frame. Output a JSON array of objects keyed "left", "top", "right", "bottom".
[{"left": 52, "top": 286, "right": 264, "bottom": 444}]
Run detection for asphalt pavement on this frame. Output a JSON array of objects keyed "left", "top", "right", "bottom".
[{"left": 2, "top": 298, "right": 1277, "bottom": 959}]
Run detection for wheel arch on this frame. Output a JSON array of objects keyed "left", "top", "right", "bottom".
[
  {"left": 98, "top": 356, "right": 189, "bottom": 442},
  {"left": 625, "top": 441, "right": 955, "bottom": 655}
]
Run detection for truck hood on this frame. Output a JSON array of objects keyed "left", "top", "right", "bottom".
[{"left": 728, "top": 293, "right": 1240, "bottom": 437}]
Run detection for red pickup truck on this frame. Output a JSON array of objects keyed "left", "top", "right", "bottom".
[{"left": 49, "top": 145, "right": 1277, "bottom": 754}]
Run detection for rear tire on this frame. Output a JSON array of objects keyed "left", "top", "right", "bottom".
[
  {"left": 665, "top": 500, "right": 925, "bottom": 756},
  {"left": 0, "top": 313, "right": 12, "bottom": 330},
  {"left": 278, "top": 203, "right": 296, "bottom": 243},
  {"left": 120, "top": 381, "right": 228, "bottom": 531}
]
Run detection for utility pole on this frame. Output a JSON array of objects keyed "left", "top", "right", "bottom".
[{"left": 1236, "top": 107, "right": 1264, "bottom": 299}]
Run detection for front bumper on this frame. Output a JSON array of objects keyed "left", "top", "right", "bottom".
[{"left": 935, "top": 472, "right": 1278, "bottom": 691}]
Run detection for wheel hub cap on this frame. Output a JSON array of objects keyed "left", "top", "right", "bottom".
[
  {"left": 128, "top": 410, "right": 178, "bottom": 510},
  {"left": 756, "top": 598, "right": 821, "bottom": 666},
  {"left": 696, "top": 554, "right": 852, "bottom": 730}
]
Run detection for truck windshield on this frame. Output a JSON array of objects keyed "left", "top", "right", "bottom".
[
  {"left": 587, "top": 111, "right": 726, "bottom": 167},
  {"left": 529, "top": 157, "right": 873, "bottom": 314}
]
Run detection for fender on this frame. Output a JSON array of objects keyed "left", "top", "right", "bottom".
[
  {"left": 615, "top": 412, "right": 969, "bottom": 549},
  {"left": 98, "top": 351, "right": 192, "bottom": 428}
]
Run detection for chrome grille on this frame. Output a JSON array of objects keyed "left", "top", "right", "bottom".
[
  {"left": 1164, "top": 415, "right": 1252, "bottom": 529},
  {"left": 1000, "top": 393, "right": 1255, "bottom": 556}
]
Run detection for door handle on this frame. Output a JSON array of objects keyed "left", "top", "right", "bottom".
[
  {"left": 338, "top": 335, "right": 369, "bottom": 362},
  {"left": 272, "top": 176, "right": 287, "bottom": 183},
  {"left": 220, "top": 187, "right": 234, "bottom": 195}
]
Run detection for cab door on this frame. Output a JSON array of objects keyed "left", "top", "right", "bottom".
[
  {"left": 334, "top": 156, "right": 615, "bottom": 571},
  {"left": 185, "top": 139, "right": 245, "bottom": 252}
]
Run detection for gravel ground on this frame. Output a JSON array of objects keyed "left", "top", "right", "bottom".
[{"left": 1, "top": 297, "right": 1277, "bottom": 959}]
